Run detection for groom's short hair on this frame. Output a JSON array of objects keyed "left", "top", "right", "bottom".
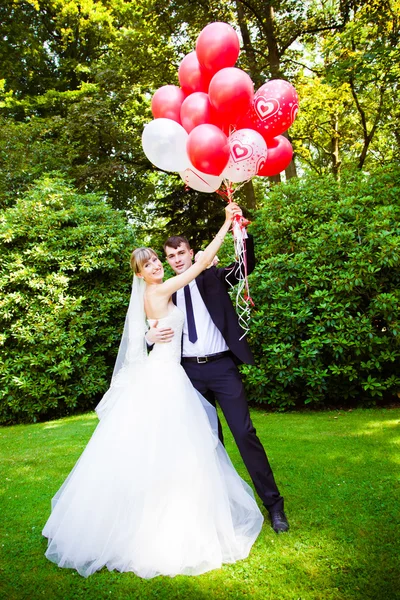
[{"left": 163, "top": 236, "right": 191, "bottom": 251}]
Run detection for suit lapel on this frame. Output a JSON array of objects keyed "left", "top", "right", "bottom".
[
  {"left": 172, "top": 291, "right": 177, "bottom": 305},
  {"left": 195, "top": 272, "right": 207, "bottom": 304},
  {"left": 195, "top": 271, "right": 223, "bottom": 330}
]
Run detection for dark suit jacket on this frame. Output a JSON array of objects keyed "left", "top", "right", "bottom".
[{"left": 173, "top": 234, "right": 256, "bottom": 366}]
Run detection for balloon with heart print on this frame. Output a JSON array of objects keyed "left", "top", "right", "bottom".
[
  {"left": 179, "top": 162, "right": 223, "bottom": 193},
  {"left": 257, "top": 135, "right": 293, "bottom": 177},
  {"left": 243, "top": 79, "right": 299, "bottom": 140},
  {"left": 222, "top": 128, "right": 267, "bottom": 183}
]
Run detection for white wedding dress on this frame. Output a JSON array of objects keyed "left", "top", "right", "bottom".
[{"left": 42, "top": 305, "right": 263, "bottom": 578}]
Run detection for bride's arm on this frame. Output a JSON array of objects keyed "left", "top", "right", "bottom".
[{"left": 158, "top": 203, "right": 241, "bottom": 299}]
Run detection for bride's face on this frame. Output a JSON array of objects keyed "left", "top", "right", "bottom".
[{"left": 139, "top": 254, "right": 164, "bottom": 284}]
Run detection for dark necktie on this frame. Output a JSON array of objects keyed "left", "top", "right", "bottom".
[{"left": 184, "top": 284, "right": 198, "bottom": 343}]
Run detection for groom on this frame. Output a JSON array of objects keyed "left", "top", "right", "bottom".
[{"left": 147, "top": 204, "right": 289, "bottom": 533}]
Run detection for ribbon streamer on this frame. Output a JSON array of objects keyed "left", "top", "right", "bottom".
[{"left": 217, "top": 180, "right": 254, "bottom": 339}]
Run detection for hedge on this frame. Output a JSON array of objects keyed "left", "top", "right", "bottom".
[
  {"left": 242, "top": 166, "right": 400, "bottom": 409},
  {"left": 0, "top": 175, "right": 136, "bottom": 423}
]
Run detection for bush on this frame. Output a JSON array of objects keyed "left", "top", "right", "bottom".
[
  {"left": 243, "top": 166, "right": 400, "bottom": 409},
  {"left": 0, "top": 175, "right": 136, "bottom": 424}
]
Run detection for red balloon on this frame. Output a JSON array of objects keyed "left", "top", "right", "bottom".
[
  {"left": 235, "top": 111, "right": 254, "bottom": 130},
  {"left": 196, "top": 22, "right": 240, "bottom": 75},
  {"left": 180, "top": 92, "right": 212, "bottom": 133},
  {"left": 151, "top": 85, "right": 185, "bottom": 123},
  {"left": 208, "top": 68, "right": 254, "bottom": 126},
  {"left": 257, "top": 135, "right": 293, "bottom": 177},
  {"left": 187, "top": 124, "right": 229, "bottom": 176},
  {"left": 247, "top": 79, "right": 299, "bottom": 140},
  {"left": 178, "top": 52, "right": 212, "bottom": 95},
  {"left": 209, "top": 106, "right": 230, "bottom": 133}
]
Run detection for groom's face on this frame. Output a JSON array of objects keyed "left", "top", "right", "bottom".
[{"left": 164, "top": 243, "right": 194, "bottom": 275}]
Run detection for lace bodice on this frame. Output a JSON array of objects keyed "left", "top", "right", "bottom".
[{"left": 147, "top": 305, "right": 184, "bottom": 364}]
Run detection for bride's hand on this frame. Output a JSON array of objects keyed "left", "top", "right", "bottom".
[
  {"left": 225, "top": 202, "right": 242, "bottom": 221},
  {"left": 145, "top": 321, "right": 174, "bottom": 344}
]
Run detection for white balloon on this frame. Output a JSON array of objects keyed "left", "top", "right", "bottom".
[
  {"left": 142, "top": 118, "right": 190, "bottom": 172},
  {"left": 179, "top": 163, "right": 223, "bottom": 193},
  {"left": 222, "top": 128, "right": 267, "bottom": 183}
]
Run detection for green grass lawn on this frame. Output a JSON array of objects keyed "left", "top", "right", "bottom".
[{"left": 0, "top": 408, "right": 399, "bottom": 600}]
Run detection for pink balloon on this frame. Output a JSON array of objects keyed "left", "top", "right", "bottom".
[
  {"left": 223, "top": 129, "right": 267, "bottom": 183},
  {"left": 208, "top": 68, "right": 254, "bottom": 126},
  {"left": 196, "top": 22, "right": 240, "bottom": 75},
  {"left": 257, "top": 135, "right": 293, "bottom": 177},
  {"left": 180, "top": 92, "right": 212, "bottom": 133},
  {"left": 178, "top": 52, "right": 212, "bottom": 95},
  {"left": 245, "top": 79, "right": 299, "bottom": 140},
  {"left": 187, "top": 124, "right": 229, "bottom": 176},
  {"left": 151, "top": 85, "right": 185, "bottom": 124}
]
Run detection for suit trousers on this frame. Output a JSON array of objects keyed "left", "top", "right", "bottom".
[{"left": 182, "top": 354, "right": 284, "bottom": 512}]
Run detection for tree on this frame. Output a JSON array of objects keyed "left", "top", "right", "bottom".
[
  {"left": 292, "top": 0, "right": 400, "bottom": 177},
  {"left": 0, "top": 174, "right": 137, "bottom": 424},
  {"left": 290, "top": 77, "right": 356, "bottom": 177},
  {"left": 1, "top": 0, "right": 398, "bottom": 236}
]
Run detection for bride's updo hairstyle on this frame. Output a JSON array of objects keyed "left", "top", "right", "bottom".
[{"left": 130, "top": 247, "right": 158, "bottom": 274}]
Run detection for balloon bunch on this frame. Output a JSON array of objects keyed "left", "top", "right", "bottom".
[
  {"left": 141, "top": 22, "right": 299, "bottom": 334},
  {"left": 141, "top": 21, "right": 299, "bottom": 194}
]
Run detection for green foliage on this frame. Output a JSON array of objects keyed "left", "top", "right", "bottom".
[
  {"left": 0, "top": 174, "right": 136, "bottom": 424},
  {"left": 243, "top": 166, "right": 400, "bottom": 408},
  {"left": 293, "top": 0, "right": 400, "bottom": 175},
  {"left": 1, "top": 0, "right": 399, "bottom": 235},
  {"left": 291, "top": 77, "right": 356, "bottom": 175}
]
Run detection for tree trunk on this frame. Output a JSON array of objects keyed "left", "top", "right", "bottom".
[
  {"left": 264, "top": 4, "right": 281, "bottom": 79},
  {"left": 282, "top": 132, "right": 297, "bottom": 179},
  {"left": 269, "top": 174, "right": 281, "bottom": 184},
  {"left": 235, "top": 1, "right": 262, "bottom": 88},
  {"left": 331, "top": 114, "right": 341, "bottom": 179},
  {"left": 243, "top": 180, "right": 256, "bottom": 210},
  {"left": 236, "top": 1, "right": 297, "bottom": 182}
]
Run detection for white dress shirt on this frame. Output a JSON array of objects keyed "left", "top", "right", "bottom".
[{"left": 176, "top": 280, "right": 229, "bottom": 357}]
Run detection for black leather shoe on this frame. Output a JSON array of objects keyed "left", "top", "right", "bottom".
[{"left": 269, "top": 510, "right": 289, "bottom": 533}]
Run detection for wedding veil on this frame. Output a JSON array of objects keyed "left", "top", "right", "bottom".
[
  {"left": 96, "top": 275, "right": 147, "bottom": 419},
  {"left": 112, "top": 275, "right": 147, "bottom": 377}
]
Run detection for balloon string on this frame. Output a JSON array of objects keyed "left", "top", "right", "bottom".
[{"left": 217, "top": 179, "right": 253, "bottom": 338}]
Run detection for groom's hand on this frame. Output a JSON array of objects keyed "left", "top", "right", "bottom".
[
  {"left": 145, "top": 321, "right": 175, "bottom": 344},
  {"left": 195, "top": 251, "right": 219, "bottom": 268}
]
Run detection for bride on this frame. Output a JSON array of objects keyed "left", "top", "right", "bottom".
[{"left": 42, "top": 203, "right": 264, "bottom": 578}]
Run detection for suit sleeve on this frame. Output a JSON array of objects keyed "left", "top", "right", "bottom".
[{"left": 214, "top": 234, "right": 256, "bottom": 287}]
